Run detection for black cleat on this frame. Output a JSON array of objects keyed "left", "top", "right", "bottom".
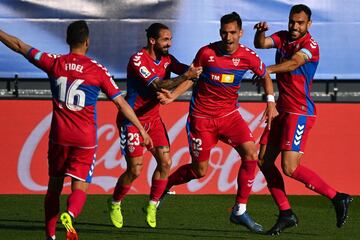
[
  {"left": 332, "top": 192, "right": 352, "bottom": 228},
  {"left": 267, "top": 213, "right": 298, "bottom": 235}
]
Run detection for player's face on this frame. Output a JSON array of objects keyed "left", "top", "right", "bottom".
[
  {"left": 288, "top": 11, "right": 311, "bottom": 40},
  {"left": 154, "top": 29, "right": 172, "bottom": 56},
  {"left": 219, "top": 21, "right": 243, "bottom": 54}
]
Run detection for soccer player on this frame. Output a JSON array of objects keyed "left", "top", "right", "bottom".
[
  {"left": 0, "top": 21, "right": 152, "bottom": 240},
  {"left": 157, "top": 12, "right": 278, "bottom": 233},
  {"left": 108, "top": 23, "right": 202, "bottom": 229},
  {"left": 253, "top": 4, "right": 352, "bottom": 235}
]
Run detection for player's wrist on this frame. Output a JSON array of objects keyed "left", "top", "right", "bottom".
[{"left": 266, "top": 94, "right": 275, "bottom": 103}]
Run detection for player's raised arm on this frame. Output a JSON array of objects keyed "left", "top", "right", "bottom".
[
  {"left": 0, "top": 30, "right": 32, "bottom": 56},
  {"left": 253, "top": 22, "right": 274, "bottom": 49},
  {"left": 112, "top": 95, "right": 153, "bottom": 148},
  {"left": 150, "top": 64, "right": 202, "bottom": 91}
]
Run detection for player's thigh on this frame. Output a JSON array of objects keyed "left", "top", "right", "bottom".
[
  {"left": 281, "top": 113, "right": 316, "bottom": 153},
  {"left": 152, "top": 146, "right": 171, "bottom": 167},
  {"left": 67, "top": 146, "right": 97, "bottom": 183},
  {"left": 147, "top": 118, "right": 170, "bottom": 148},
  {"left": 218, "top": 111, "right": 256, "bottom": 159},
  {"left": 120, "top": 124, "right": 145, "bottom": 158},
  {"left": 187, "top": 116, "right": 218, "bottom": 163}
]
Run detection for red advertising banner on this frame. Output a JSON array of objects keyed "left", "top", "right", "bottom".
[{"left": 0, "top": 100, "right": 359, "bottom": 195}]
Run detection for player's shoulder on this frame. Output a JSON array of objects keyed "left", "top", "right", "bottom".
[
  {"left": 301, "top": 33, "right": 319, "bottom": 52},
  {"left": 87, "top": 57, "right": 112, "bottom": 78},
  {"left": 238, "top": 44, "right": 261, "bottom": 59},
  {"left": 129, "top": 48, "right": 149, "bottom": 68}
]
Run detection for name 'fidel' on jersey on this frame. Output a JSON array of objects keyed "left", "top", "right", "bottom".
[
  {"left": 26, "top": 48, "right": 122, "bottom": 148},
  {"left": 191, "top": 42, "right": 266, "bottom": 118}
]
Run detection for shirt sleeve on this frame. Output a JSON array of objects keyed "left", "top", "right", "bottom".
[
  {"left": 169, "top": 54, "right": 188, "bottom": 75},
  {"left": 300, "top": 37, "right": 320, "bottom": 62},
  {"left": 248, "top": 49, "right": 266, "bottom": 77},
  {"left": 129, "top": 52, "right": 158, "bottom": 87},
  {"left": 269, "top": 31, "right": 284, "bottom": 49},
  {"left": 99, "top": 68, "right": 122, "bottom": 100},
  {"left": 25, "top": 48, "right": 56, "bottom": 73}
]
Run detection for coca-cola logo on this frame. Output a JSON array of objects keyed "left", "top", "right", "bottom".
[{"left": 18, "top": 107, "right": 267, "bottom": 193}]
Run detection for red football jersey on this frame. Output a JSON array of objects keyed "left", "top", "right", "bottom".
[
  {"left": 270, "top": 31, "right": 319, "bottom": 115},
  {"left": 26, "top": 48, "right": 122, "bottom": 148},
  {"left": 125, "top": 48, "right": 187, "bottom": 122},
  {"left": 190, "top": 42, "right": 266, "bottom": 118}
]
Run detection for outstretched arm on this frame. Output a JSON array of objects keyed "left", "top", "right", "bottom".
[
  {"left": 267, "top": 51, "right": 308, "bottom": 74},
  {"left": 113, "top": 95, "right": 153, "bottom": 148},
  {"left": 157, "top": 79, "right": 194, "bottom": 105},
  {"left": 0, "top": 30, "right": 32, "bottom": 55},
  {"left": 150, "top": 64, "right": 202, "bottom": 91}
]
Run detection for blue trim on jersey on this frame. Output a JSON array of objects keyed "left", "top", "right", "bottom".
[
  {"left": 109, "top": 91, "right": 122, "bottom": 100},
  {"left": 300, "top": 48, "right": 312, "bottom": 59},
  {"left": 292, "top": 61, "right": 318, "bottom": 115},
  {"left": 85, "top": 152, "right": 96, "bottom": 183},
  {"left": 291, "top": 115, "right": 307, "bottom": 152},
  {"left": 185, "top": 116, "right": 193, "bottom": 154},
  {"left": 78, "top": 84, "right": 100, "bottom": 106},
  {"left": 34, "top": 51, "right": 43, "bottom": 61},
  {"left": 25, "top": 47, "right": 35, "bottom": 59},
  {"left": 189, "top": 81, "right": 199, "bottom": 115},
  {"left": 202, "top": 66, "right": 247, "bottom": 87},
  {"left": 146, "top": 75, "right": 159, "bottom": 86}
]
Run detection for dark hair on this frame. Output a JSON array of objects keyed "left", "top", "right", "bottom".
[
  {"left": 220, "top": 12, "right": 242, "bottom": 29},
  {"left": 290, "top": 4, "right": 312, "bottom": 20},
  {"left": 146, "top": 23, "right": 169, "bottom": 40},
  {"left": 66, "top": 20, "right": 89, "bottom": 47}
]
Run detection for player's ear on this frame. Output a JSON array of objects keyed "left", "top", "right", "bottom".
[
  {"left": 307, "top": 20, "right": 312, "bottom": 29},
  {"left": 149, "top": 37, "right": 156, "bottom": 45}
]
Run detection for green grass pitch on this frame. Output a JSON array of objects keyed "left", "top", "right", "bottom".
[{"left": 0, "top": 195, "right": 358, "bottom": 239}]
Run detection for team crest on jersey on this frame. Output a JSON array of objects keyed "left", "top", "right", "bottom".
[
  {"left": 232, "top": 58, "right": 240, "bottom": 66},
  {"left": 208, "top": 56, "right": 215, "bottom": 62},
  {"left": 128, "top": 146, "right": 135, "bottom": 153},
  {"left": 139, "top": 66, "right": 151, "bottom": 78}
]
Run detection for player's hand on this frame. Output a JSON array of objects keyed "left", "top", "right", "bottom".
[
  {"left": 261, "top": 101, "right": 278, "bottom": 130},
  {"left": 253, "top": 21, "right": 269, "bottom": 32},
  {"left": 251, "top": 73, "right": 262, "bottom": 87},
  {"left": 140, "top": 130, "right": 153, "bottom": 149},
  {"left": 157, "top": 88, "right": 175, "bottom": 105},
  {"left": 185, "top": 63, "right": 203, "bottom": 79}
]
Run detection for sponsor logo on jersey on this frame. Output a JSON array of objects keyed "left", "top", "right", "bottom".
[
  {"left": 232, "top": 58, "right": 240, "bottom": 66},
  {"left": 139, "top": 66, "right": 151, "bottom": 78},
  {"left": 208, "top": 56, "right": 215, "bottom": 62},
  {"left": 221, "top": 74, "right": 234, "bottom": 83}
]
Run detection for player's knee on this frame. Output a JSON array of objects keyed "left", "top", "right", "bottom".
[
  {"left": 282, "top": 165, "right": 296, "bottom": 177},
  {"left": 128, "top": 164, "right": 143, "bottom": 180},
  {"left": 243, "top": 152, "right": 258, "bottom": 161},
  {"left": 191, "top": 165, "right": 206, "bottom": 178},
  {"left": 159, "top": 158, "right": 172, "bottom": 172}
]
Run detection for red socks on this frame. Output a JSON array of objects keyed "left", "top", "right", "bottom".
[
  {"left": 291, "top": 165, "right": 337, "bottom": 199},
  {"left": 112, "top": 184, "right": 131, "bottom": 202},
  {"left": 44, "top": 190, "right": 60, "bottom": 238},
  {"left": 235, "top": 160, "right": 257, "bottom": 204},
  {"left": 150, "top": 179, "right": 168, "bottom": 202},
  {"left": 167, "top": 164, "right": 199, "bottom": 189},
  {"left": 261, "top": 164, "right": 291, "bottom": 210},
  {"left": 67, "top": 189, "right": 87, "bottom": 218}
]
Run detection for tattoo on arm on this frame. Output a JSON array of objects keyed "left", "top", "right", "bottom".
[{"left": 151, "top": 74, "right": 188, "bottom": 91}]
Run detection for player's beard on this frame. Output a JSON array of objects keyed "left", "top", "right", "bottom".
[{"left": 155, "top": 45, "right": 170, "bottom": 56}]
